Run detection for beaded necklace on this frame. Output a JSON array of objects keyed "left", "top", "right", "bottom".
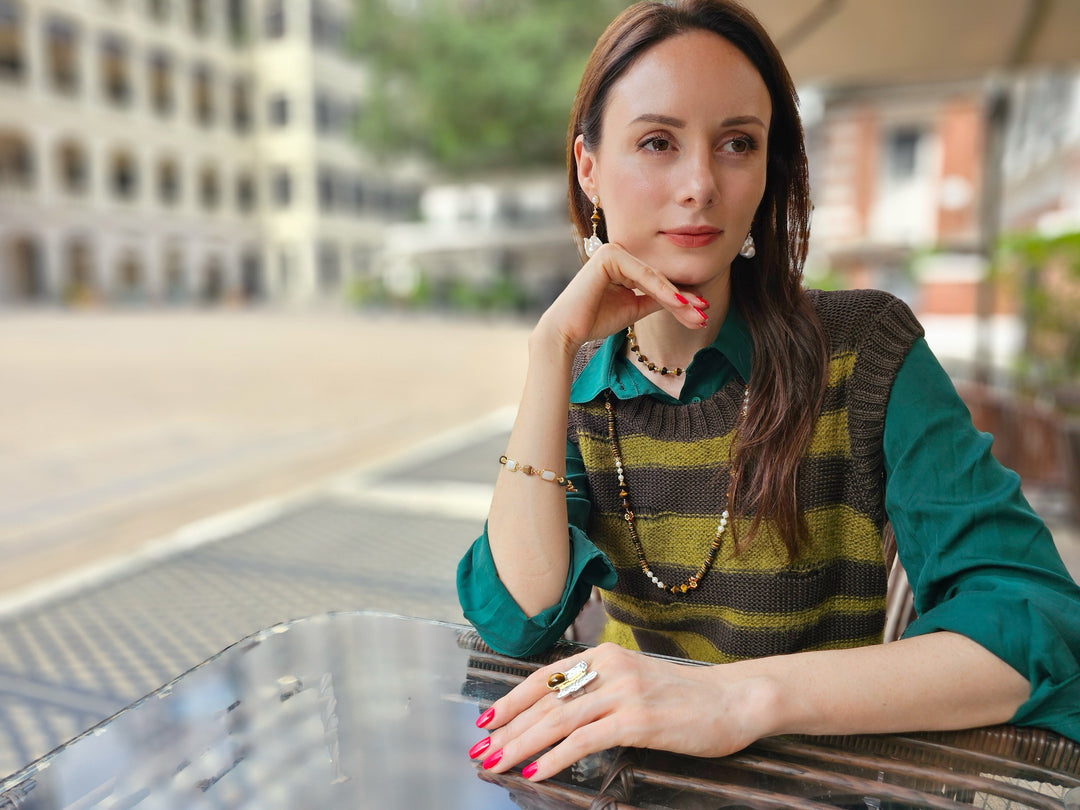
[
  {"left": 603, "top": 384, "right": 749, "bottom": 594},
  {"left": 627, "top": 325, "right": 684, "bottom": 377}
]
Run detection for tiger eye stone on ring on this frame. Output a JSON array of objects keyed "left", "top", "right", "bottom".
[{"left": 547, "top": 672, "right": 566, "bottom": 688}]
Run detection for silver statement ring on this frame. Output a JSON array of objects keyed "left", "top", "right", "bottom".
[{"left": 546, "top": 660, "right": 598, "bottom": 699}]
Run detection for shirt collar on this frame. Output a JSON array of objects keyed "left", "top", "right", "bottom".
[{"left": 570, "top": 304, "right": 754, "bottom": 403}]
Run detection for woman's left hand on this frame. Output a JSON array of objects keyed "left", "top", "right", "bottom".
[{"left": 468, "top": 642, "right": 774, "bottom": 782}]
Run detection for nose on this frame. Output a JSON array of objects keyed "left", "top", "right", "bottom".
[{"left": 677, "top": 146, "right": 719, "bottom": 209}]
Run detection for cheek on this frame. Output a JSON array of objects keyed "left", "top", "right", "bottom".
[{"left": 600, "top": 169, "right": 665, "bottom": 241}]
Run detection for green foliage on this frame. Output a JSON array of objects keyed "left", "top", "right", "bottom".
[
  {"left": 352, "top": 0, "right": 633, "bottom": 174},
  {"left": 997, "top": 230, "right": 1080, "bottom": 410}
]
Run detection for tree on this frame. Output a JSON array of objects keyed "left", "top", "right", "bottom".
[{"left": 352, "top": 0, "right": 633, "bottom": 175}]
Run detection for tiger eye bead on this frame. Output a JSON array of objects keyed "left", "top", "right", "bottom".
[{"left": 547, "top": 672, "right": 566, "bottom": 688}]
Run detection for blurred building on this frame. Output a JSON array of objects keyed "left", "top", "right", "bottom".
[
  {"left": 805, "top": 71, "right": 1080, "bottom": 378},
  {"left": 378, "top": 176, "right": 580, "bottom": 312},
  {"left": 0, "top": 0, "right": 418, "bottom": 306}
]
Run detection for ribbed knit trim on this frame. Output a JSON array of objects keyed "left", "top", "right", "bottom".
[{"left": 807, "top": 289, "right": 924, "bottom": 526}]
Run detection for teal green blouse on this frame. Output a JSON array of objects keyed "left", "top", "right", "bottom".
[{"left": 457, "top": 304, "right": 1080, "bottom": 742}]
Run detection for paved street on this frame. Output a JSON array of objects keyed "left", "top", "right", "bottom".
[
  {"left": 0, "top": 309, "right": 1078, "bottom": 781},
  {"left": 0, "top": 309, "right": 530, "bottom": 596}
]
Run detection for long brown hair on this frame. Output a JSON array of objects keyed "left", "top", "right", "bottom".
[{"left": 567, "top": 0, "right": 828, "bottom": 558}]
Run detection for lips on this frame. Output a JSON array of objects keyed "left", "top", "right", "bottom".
[{"left": 660, "top": 226, "right": 721, "bottom": 248}]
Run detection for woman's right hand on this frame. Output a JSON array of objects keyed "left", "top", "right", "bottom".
[{"left": 535, "top": 243, "right": 708, "bottom": 359}]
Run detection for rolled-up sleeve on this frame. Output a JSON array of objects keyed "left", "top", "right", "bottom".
[
  {"left": 885, "top": 339, "right": 1080, "bottom": 740},
  {"left": 456, "top": 441, "right": 617, "bottom": 658}
]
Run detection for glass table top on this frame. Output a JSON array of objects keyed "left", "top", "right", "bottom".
[{"left": 1, "top": 612, "right": 1077, "bottom": 809}]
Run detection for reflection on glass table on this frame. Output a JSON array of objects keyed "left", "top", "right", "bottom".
[{"left": 0, "top": 612, "right": 1077, "bottom": 809}]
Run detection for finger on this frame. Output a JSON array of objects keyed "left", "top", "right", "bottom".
[
  {"left": 518, "top": 714, "right": 627, "bottom": 782},
  {"left": 597, "top": 244, "right": 708, "bottom": 328},
  {"left": 481, "top": 654, "right": 593, "bottom": 732},
  {"left": 482, "top": 680, "right": 613, "bottom": 776}
]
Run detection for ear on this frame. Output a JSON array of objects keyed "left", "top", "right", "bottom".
[{"left": 574, "top": 135, "right": 598, "bottom": 199}]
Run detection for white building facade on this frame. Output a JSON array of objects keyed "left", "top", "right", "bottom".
[{"left": 0, "top": 0, "right": 416, "bottom": 305}]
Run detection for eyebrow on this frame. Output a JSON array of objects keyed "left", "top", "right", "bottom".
[{"left": 630, "top": 113, "right": 767, "bottom": 129}]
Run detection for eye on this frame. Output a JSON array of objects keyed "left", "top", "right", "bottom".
[
  {"left": 640, "top": 136, "right": 673, "bottom": 153},
  {"left": 723, "top": 135, "right": 757, "bottom": 154}
]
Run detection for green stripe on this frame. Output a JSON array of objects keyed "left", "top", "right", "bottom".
[{"left": 591, "top": 504, "right": 883, "bottom": 571}]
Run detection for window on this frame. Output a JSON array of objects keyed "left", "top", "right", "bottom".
[
  {"left": 0, "top": 130, "right": 33, "bottom": 189},
  {"left": 148, "top": 50, "right": 173, "bottom": 115},
  {"left": 231, "top": 75, "right": 252, "bottom": 132},
  {"left": 147, "top": 0, "right": 169, "bottom": 23},
  {"left": 198, "top": 164, "right": 219, "bottom": 210},
  {"left": 56, "top": 140, "right": 88, "bottom": 194},
  {"left": 310, "top": 1, "right": 344, "bottom": 52},
  {"left": 0, "top": 0, "right": 24, "bottom": 80},
  {"left": 317, "top": 166, "right": 335, "bottom": 211},
  {"left": 100, "top": 34, "right": 131, "bottom": 106},
  {"left": 268, "top": 93, "right": 289, "bottom": 127},
  {"left": 240, "top": 249, "right": 262, "bottom": 299},
  {"left": 45, "top": 17, "right": 80, "bottom": 95},
  {"left": 264, "top": 0, "right": 284, "bottom": 38},
  {"left": 315, "top": 92, "right": 335, "bottom": 136},
  {"left": 188, "top": 0, "right": 209, "bottom": 37},
  {"left": 885, "top": 127, "right": 922, "bottom": 181},
  {"left": 235, "top": 171, "right": 255, "bottom": 213},
  {"left": 226, "top": 0, "right": 247, "bottom": 44},
  {"left": 110, "top": 149, "right": 138, "bottom": 199},
  {"left": 157, "top": 157, "right": 179, "bottom": 205},
  {"left": 272, "top": 168, "right": 291, "bottom": 207},
  {"left": 351, "top": 177, "right": 366, "bottom": 212},
  {"left": 117, "top": 252, "right": 144, "bottom": 300},
  {"left": 192, "top": 64, "right": 214, "bottom": 126},
  {"left": 8, "top": 235, "right": 45, "bottom": 300},
  {"left": 63, "top": 237, "right": 95, "bottom": 300}
]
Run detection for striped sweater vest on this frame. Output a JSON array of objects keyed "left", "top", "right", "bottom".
[{"left": 567, "top": 289, "right": 924, "bottom": 663}]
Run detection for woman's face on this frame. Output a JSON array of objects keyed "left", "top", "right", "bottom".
[{"left": 576, "top": 29, "right": 771, "bottom": 291}]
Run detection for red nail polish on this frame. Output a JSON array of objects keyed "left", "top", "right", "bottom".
[
  {"left": 469, "top": 737, "right": 491, "bottom": 759},
  {"left": 698, "top": 297, "right": 709, "bottom": 308},
  {"left": 482, "top": 749, "right": 503, "bottom": 770},
  {"left": 522, "top": 762, "right": 539, "bottom": 779},
  {"left": 476, "top": 707, "right": 495, "bottom": 728},
  {"left": 674, "top": 293, "right": 688, "bottom": 305},
  {"left": 694, "top": 307, "right": 708, "bottom": 321}
]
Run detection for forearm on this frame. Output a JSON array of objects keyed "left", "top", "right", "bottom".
[
  {"left": 487, "top": 324, "right": 580, "bottom": 617},
  {"left": 720, "top": 632, "right": 1030, "bottom": 741}
]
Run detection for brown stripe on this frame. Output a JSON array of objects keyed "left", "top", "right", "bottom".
[
  {"left": 583, "top": 456, "right": 867, "bottom": 519},
  {"left": 606, "top": 558, "right": 887, "bottom": 613},
  {"left": 603, "top": 599, "right": 886, "bottom": 660}
]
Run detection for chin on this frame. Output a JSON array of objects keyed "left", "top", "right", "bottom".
[{"left": 650, "top": 253, "right": 733, "bottom": 289}]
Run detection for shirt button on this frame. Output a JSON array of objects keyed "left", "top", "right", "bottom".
[{"left": 692, "top": 396, "right": 702, "bottom": 403}]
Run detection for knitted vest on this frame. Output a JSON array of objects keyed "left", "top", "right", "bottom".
[{"left": 568, "top": 289, "right": 924, "bottom": 663}]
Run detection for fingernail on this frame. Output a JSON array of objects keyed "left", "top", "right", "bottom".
[
  {"left": 522, "top": 762, "right": 539, "bottom": 779},
  {"left": 674, "top": 293, "right": 688, "bottom": 305},
  {"left": 476, "top": 707, "right": 495, "bottom": 728},
  {"left": 698, "top": 297, "right": 709, "bottom": 307},
  {"left": 468, "top": 737, "right": 491, "bottom": 759},
  {"left": 482, "top": 749, "right": 503, "bottom": 770},
  {"left": 693, "top": 307, "right": 708, "bottom": 322}
]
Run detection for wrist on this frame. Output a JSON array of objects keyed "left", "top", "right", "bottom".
[{"left": 528, "top": 317, "right": 583, "bottom": 367}]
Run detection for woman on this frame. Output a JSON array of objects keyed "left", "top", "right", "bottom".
[{"left": 457, "top": 0, "right": 1080, "bottom": 783}]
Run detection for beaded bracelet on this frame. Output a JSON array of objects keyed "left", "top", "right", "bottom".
[{"left": 499, "top": 455, "right": 577, "bottom": 493}]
